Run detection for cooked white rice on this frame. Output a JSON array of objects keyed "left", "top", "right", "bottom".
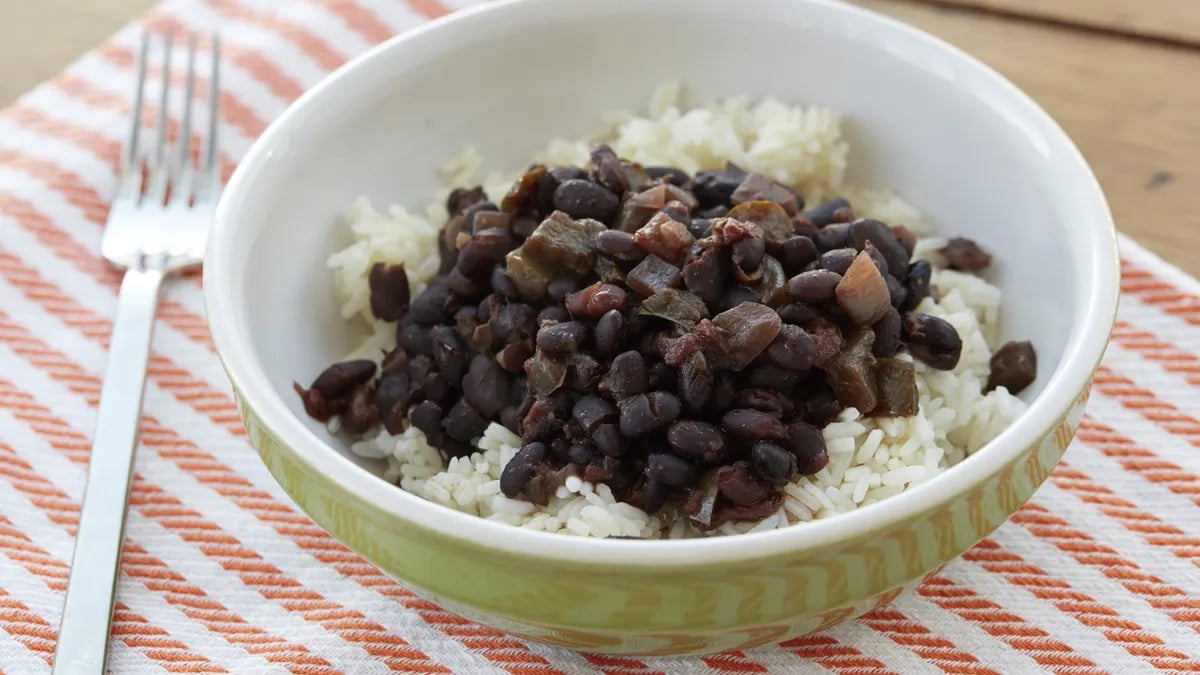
[{"left": 329, "top": 85, "right": 1027, "bottom": 539}]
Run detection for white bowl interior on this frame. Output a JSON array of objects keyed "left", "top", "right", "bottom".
[{"left": 209, "top": 0, "right": 1115, "bottom": 560}]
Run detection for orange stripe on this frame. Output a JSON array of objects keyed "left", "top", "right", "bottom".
[
  {"left": 1111, "top": 322, "right": 1200, "bottom": 387},
  {"left": 0, "top": 516, "right": 230, "bottom": 673},
  {"left": 141, "top": 13, "right": 308, "bottom": 103},
  {"left": 1010, "top": 501, "right": 1200, "bottom": 634},
  {"left": 1120, "top": 259, "right": 1200, "bottom": 326},
  {"left": 92, "top": 42, "right": 268, "bottom": 140},
  {"left": 0, "top": 287, "right": 557, "bottom": 673},
  {"left": 703, "top": 650, "right": 768, "bottom": 673},
  {"left": 1094, "top": 366, "right": 1200, "bottom": 447},
  {"left": 0, "top": 443, "right": 337, "bottom": 674},
  {"left": 403, "top": 0, "right": 453, "bottom": 20},
  {"left": 0, "top": 191, "right": 215, "bottom": 352},
  {"left": 779, "top": 634, "right": 897, "bottom": 675},
  {"left": 963, "top": 538, "right": 1200, "bottom": 670},
  {"left": 314, "top": 0, "right": 395, "bottom": 44},
  {"left": 203, "top": 0, "right": 347, "bottom": 72},
  {"left": 857, "top": 607, "right": 1000, "bottom": 675},
  {"left": 913, "top": 575, "right": 1101, "bottom": 674},
  {"left": 1050, "top": 458, "right": 1200, "bottom": 564},
  {"left": 0, "top": 375, "right": 448, "bottom": 673},
  {"left": 3, "top": 84, "right": 239, "bottom": 182},
  {"left": 0, "top": 587, "right": 55, "bottom": 664}
]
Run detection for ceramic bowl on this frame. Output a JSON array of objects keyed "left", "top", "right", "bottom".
[{"left": 205, "top": 0, "right": 1119, "bottom": 655}]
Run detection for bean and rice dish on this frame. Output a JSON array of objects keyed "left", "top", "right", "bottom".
[{"left": 296, "top": 86, "right": 1038, "bottom": 539}]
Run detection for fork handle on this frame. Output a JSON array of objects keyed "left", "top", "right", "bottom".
[{"left": 53, "top": 268, "right": 164, "bottom": 675}]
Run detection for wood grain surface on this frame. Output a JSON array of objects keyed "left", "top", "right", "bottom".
[
  {"left": 1, "top": 0, "right": 1197, "bottom": 275},
  {"left": 918, "top": 0, "right": 1200, "bottom": 46}
]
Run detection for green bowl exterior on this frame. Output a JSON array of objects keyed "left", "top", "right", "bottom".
[{"left": 234, "top": 383, "right": 1090, "bottom": 656}]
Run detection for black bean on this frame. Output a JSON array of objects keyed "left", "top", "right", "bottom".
[
  {"left": 780, "top": 236, "right": 818, "bottom": 275},
  {"left": 499, "top": 406, "right": 522, "bottom": 433},
  {"left": 784, "top": 422, "right": 828, "bottom": 474},
  {"left": 572, "top": 395, "right": 617, "bottom": 433},
  {"left": 681, "top": 248, "right": 726, "bottom": 307},
  {"left": 806, "top": 197, "right": 853, "bottom": 227},
  {"left": 546, "top": 277, "right": 580, "bottom": 303},
  {"left": 688, "top": 218, "right": 714, "bottom": 239},
  {"left": 743, "top": 363, "right": 800, "bottom": 391},
  {"left": 536, "top": 320, "right": 588, "bottom": 354},
  {"left": 430, "top": 325, "right": 468, "bottom": 383},
  {"left": 408, "top": 400, "right": 443, "bottom": 437},
  {"left": 849, "top": 219, "right": 909, "bottom": 276},
  {"left": 500, "top": 442, "right": 547, "bottom": 497},
  {"left": 645, "top": 166, "right": 691, "bottom": 187},
  {"left": 716, "top": 462, "right": 772, "bottom": 505},
  {"left": 788, "top": 269, "right": 842, "bottom": 302},
  {"left": 605, "top": 351, "right": 647, "bottom": 400},
  {"left": 902, "top": 261, "right": 933, "bottom": 311},
  {"left": 309, "top": 360, "right": 376, "bottom": 398},
  {"left": 590, "top": 145, "right": 632, "bottom": 195},
  {"left": 903, "top": 313, "right": 963, "bottom": 370},
  {"left": 667, "top": 420, "right": 727, "bottom": 463},
  {"left": 456, "top": 228, "right": 515, "bottom": 276},
  {"left": 342, "top": 384, "right": 380, "bottom": 435},
  {"left": 766, "top": 324, "right": 816, "bottom": 371},
  {"left": 939, "top": 237, "right": 992, "bottom": 271},
  {"left": 645, "top": 453, "right": 697, "bottom": 487},
  {"left": 407, "top": 354, "right": 436, "bottom": 389},
  {"left": 642, "top": 479, "right": 670, "bottom": 514},
  {"left": 886, "top": 274, "right": 908, "bottom": 308},
  {"left": 696, "top": 205, "right": 729, "bottom": 220},
  {"left": 591, "top": 423, "right": 624, "bottom": 456},
  {"left": 777, "top": 302, "right": 817, "bottom": 325},
  {"left": 567, "top": 442, "right": 598, "bottom": 466},
  {"left": 719, "top": 285, "right": 763, "bottom": 312},
  {"left": 447, "top": 186, "right": 487, "bottom": 217},
  {"left": 732, "top": 237, "right": 766, "bottom": 274},
  {"left": 535, "top": 166, "right": 588, "bottom": 215},
  {"left": 693, "top": 162, "right": 747, "bottom": 208},
  {"left": 375, "top": 372, "right": 411, "bottom": 422},
  {"left": 423, "top": 372, "right": 451, "bottom": 404},
  {"left": 535, "top": 307, "right": 569, "bottom": 327},
  {"left": 648, "top": 361, "right": 677, "bottom": 391},
  {"left": 814, "top": 223, "right": 851, "bottom": 252},
  {"left": 594, "top": 230, "right": 646, "bottom": 263},
  {"left": 409, "top": 282, "right": 454, "bottom": 325},
  {"left": 441, "top": 397, "right": 487, "bottom": 442},
  {"left": 678, "top": 350, "right": 712, "bottom": 411},
  {"left": 594, "top": 309, "right": 627, "bottom": 358},
  {"left": 461, "top": 354, "right": 510, "bottom": 418},
  {"left": 873, "top": 307, "right": 903, "bottom": 358},
  {"left": 368, "top": 262, "right": 410, "bottom": 322},
  {"left": 986, "top": 340, "right": 1037, "bottom": 394},
  {"left": 444, "top": 267, "right": 482, "bottom": 299},
  {"left": 750, "top": 442, "right": 797, "bottom": 486},
  {"left": 619, "top": 391, "right": 681, "bottom": 437},
  {"left": 819, "top": 248, "right": 857, "bottom": 275},
  {"left": 552, "top": 179, "right": 620, "bottom": 222},
  {"left": 292, "top": 386, "right": 338, "bottom": 424},
  {"left": 734, "top": 388, "right": 792, "bottom": 417},
  {"left": 490, "top": 303, "right": 539, "bottom": 342},
  {"left": 711, "top": 375, "right": 737, "bottom": 413},
  {"left": 722, "top": 408, "right": 784, "bottom": 441}
]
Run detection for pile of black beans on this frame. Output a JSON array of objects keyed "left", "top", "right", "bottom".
[{"left": 296, "top": 145, "right": 1036, "bottom": 529}]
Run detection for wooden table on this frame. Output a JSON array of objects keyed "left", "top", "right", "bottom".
[{"left": 3, "top": 0, "right": 1197, "bottom": 275}]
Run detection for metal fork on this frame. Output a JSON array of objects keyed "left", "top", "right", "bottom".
[{"left": 52, "top": 32, "right": 221, "bottom": 675}]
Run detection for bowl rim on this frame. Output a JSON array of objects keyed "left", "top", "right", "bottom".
[{"left": 205, "top": 0, "right": 1119, "bottom": 566}]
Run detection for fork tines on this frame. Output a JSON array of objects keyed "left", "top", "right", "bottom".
[{"left": 122, "top": 32, "right": 221, "bottom": 207}]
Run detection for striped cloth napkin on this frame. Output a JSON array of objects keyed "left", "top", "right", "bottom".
[{"left": 2, "top": 1, "right": 1199, "bottom": 673}]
